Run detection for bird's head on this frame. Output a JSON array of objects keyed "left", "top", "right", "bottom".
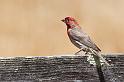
[{"left": 61, "top": 17, "right": 79, "bottom": 28}]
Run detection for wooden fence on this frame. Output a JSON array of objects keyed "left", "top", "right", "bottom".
[{"left": 0, "top": 54, "right": 124, "bottom": 82}]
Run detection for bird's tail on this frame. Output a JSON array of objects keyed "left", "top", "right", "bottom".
[{"left": 89, "top": 48, "right": 110, "bottom": 66}]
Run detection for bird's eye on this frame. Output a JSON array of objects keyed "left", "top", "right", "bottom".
[{"left": 65, "top": 19, "right": 69, "bottom": 22}]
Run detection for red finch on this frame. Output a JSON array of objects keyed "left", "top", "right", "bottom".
[{"left": 61, "top": 16, "right": 109, "bottom": 66}]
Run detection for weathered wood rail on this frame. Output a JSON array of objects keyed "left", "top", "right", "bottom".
[{"left": 0, "top": 54, "right": 124, "bottom": 82}]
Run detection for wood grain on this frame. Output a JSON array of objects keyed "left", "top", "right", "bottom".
[{"left": 0, "top": 55, "right": 123, "bottom": 82}]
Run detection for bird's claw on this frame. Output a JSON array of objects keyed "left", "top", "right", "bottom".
[
  {"left": 74, "top": 48, "right": 90, "bottom": 55},
  {"left": 83, "top": 48, "right": 90, "bottom": 52}
]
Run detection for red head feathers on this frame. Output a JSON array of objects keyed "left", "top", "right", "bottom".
[{"left": 61, "top": 17, "right": 79, "bottom": 28}]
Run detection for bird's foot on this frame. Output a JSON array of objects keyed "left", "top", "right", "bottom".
[
  {"left": 83, "top": 48, "right": 90, "bottom": 53},
  {"left": 74, "top": 48, "right": 91, "bottom": 56},
  {"left": 74, "top": 48, "right": 87, "bottom": 55},
  {"left": 74, "top": 49, "right": 82, "bottom": 55}
]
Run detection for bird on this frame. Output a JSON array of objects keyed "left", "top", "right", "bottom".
[{"left": 61, "top": 16, "right": 110, "bottom": 66}]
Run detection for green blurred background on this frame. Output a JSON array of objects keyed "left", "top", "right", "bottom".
[{"left": 0, "top": 0, "right": 124, "bottom": 56}]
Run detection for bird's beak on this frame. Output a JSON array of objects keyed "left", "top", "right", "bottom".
[{"left": 61, "top": 19, "right": 65, "bottom": 23}]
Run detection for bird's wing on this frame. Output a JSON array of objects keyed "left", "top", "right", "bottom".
[
  {"left": 68, "top": 28, "right": 101, "bottom": 51},
  {"left": 84, "top": 36, "right": 101, "bottom": 51}
]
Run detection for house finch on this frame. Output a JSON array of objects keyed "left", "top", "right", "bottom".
[{"left": 61, "top": 17, "right": 110, "bottom": 66}]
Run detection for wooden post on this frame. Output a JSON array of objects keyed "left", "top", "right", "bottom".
[{"left": 93, "top": 54, "right": 105, "bottom": 82}]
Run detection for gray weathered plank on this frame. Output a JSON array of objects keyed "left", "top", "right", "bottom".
[{"left": 0, "top": 54, "right": 123, "bottom": 82}]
